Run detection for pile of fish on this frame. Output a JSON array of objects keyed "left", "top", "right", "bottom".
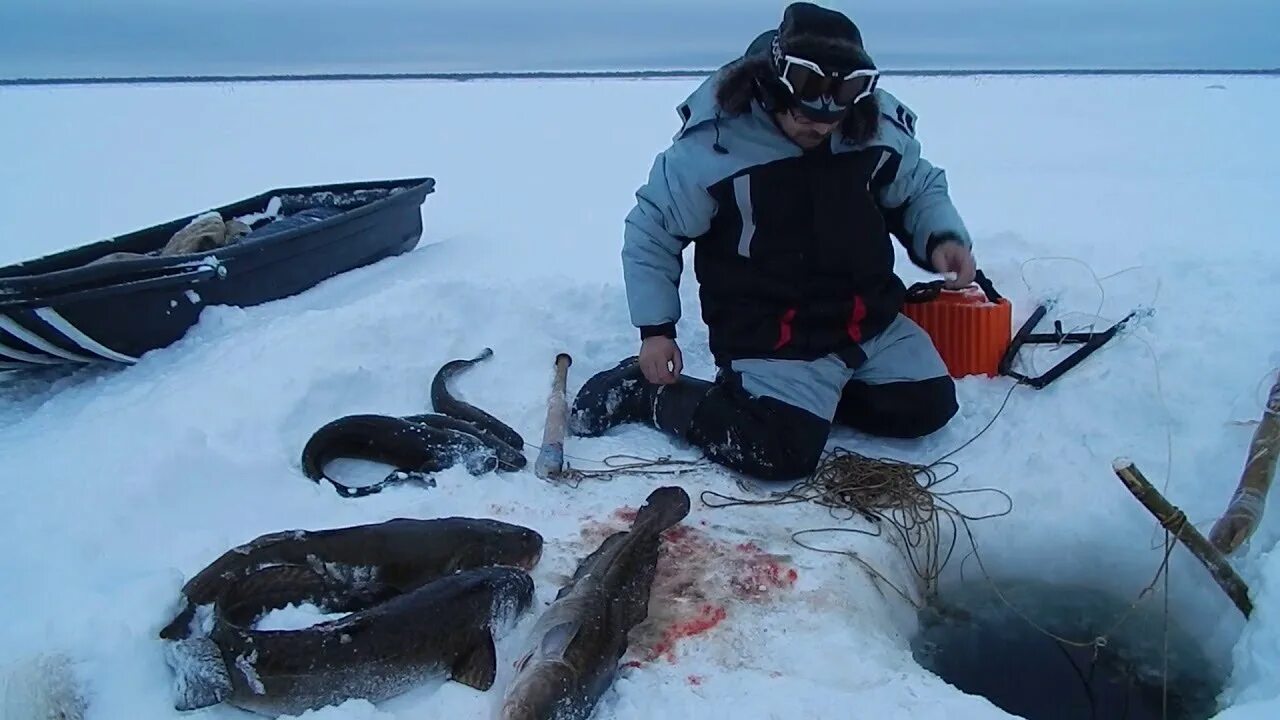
[
  {"left": 158, "top": 515, "right": 543, "bottom": 715},
  {"left": 158, "top": 485, "right": 692, "bottom": 719},
  {"left": 157, "top": 347, "right": 694, "bottom": 718}
]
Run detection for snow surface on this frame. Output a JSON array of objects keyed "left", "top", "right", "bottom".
[
  {"left": 254, "top": 603, "right": 350, "bottom": 632},
  {"left": 1, "top": 74, "right": 1279, "bottom": 719}
]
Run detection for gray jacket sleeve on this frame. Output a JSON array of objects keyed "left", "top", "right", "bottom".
[
  {"left": 874, "top": 93, "right": 972, "bottom": 271},
  {"left": 621, "top": 142, "right": 717, "bottom": 338}
]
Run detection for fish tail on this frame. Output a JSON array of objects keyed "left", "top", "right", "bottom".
[
  {"left": 163, "top": 637, "right": 233, "bottom": 711},
  {"left": 630, "top": 486, "right": 691, "bottom": 537}
]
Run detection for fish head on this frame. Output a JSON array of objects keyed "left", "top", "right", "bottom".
[
  {"left": 497, "top": 658, "right": 578, "bottom": 720},
  {"left": 448, "top": 519, "right": 544, "bottom": 574},
  {"left": 484, "top": 567, "right": 537, "bottom": 633}
]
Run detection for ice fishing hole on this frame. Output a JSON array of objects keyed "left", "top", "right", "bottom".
[{"left": 909, "top": 577, "right": 1227, "bottom": 719}]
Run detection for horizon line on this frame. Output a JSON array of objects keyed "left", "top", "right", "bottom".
[{"left": 4, "top": 67, "right": 1280, "bottom": 87}]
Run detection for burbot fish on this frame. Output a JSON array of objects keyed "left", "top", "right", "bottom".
[
  {"left": 168, "top": 563, "right": 535, "bottom": 715},
  {"left": 160, "top": 516, "right": 544, "bottom": 641},
  {"left": 498, "top": 486, "right": 690, "bottom": 720}
]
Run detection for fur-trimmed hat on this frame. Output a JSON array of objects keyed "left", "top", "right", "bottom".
[
  {"left": 773, "top": 2, "right": 875, "bottom": 73},
  {"left": 714, "top": 3, "right": 880, "bottom": 144}
]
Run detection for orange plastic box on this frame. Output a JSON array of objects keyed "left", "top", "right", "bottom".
[{"left": 902, "top": 285, "right": 1013, "bottom": 378}]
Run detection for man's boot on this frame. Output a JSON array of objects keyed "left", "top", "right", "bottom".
[
  {"left": 569, "top": 356, "right": 712, "bottom": 439},
  {"left": 569, "top": 357, "right": 657, "bottom": 437}
]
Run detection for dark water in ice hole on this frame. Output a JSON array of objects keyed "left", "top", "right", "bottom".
[{"left": 910, "top": 578, "right": 1227, "bottom": 720}]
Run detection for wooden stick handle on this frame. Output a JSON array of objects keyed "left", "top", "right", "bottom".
[
  {"left": 1112, "top": 458, "right": 1253, "bottom": 619},
  {"left": 534, "top": 353, "right": 573, "bottom": 480}
]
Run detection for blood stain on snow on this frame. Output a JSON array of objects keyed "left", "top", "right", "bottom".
[
  {"left": 730, "top": 542, "right": 800, "bottom": 600},
  {"left": 644, "top": 603, "right": 727, "bottom": 663},
  {"left": 580, "top": 505, "right": 799, "bottom": 667}
]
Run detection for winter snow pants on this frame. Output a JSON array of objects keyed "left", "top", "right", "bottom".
[{"left": 682, "top": 314, "right": 958, "bottom": 482}]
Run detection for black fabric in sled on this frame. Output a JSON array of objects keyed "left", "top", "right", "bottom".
[
  {"left": 0, "top": 176, "right": 434, "bottom": 368},
  {"left": 239, "top": 206, "right": 345, "bottom": 243}
]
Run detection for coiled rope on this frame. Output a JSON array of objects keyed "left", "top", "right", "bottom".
[{"left": 699, "top": 381, "right": 1020, "bottom": 606}]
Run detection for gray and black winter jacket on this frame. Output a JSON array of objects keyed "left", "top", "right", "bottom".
[{"left": 621, "top": 66, "right": 972, "bottom": 369}]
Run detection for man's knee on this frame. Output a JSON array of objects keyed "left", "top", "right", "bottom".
[
  {"left": 752, "top": 397, "right": 829, "bottom": 480},
  {"left": 901, "top": 375, "right": 958, "bottom": 437},
  {"left": 835, "top": 375, "right": 958, "bottom": 439},
  {"left": 742, "top": 394, "right": 829, "bottom": 479},
  {"left": 688, "top": 383, "right": 830, "bottom": 482}
]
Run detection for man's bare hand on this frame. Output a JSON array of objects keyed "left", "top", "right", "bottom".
[
  {"left": 639, "top": 336, "right": 682, "bottom": 384},
  {"left": 930, "top": 239, "right": 977, "bottom": 289}
]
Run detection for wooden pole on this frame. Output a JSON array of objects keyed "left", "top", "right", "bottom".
[
  {"left": 1209, "top": 370, "right": 1280, "bottom": 555},
  {"left": 1112, "top": 458, "right": 1253, "bottom": 619},
  {"left": 534, "top": 353, "right": 573, "bottom": 480}
]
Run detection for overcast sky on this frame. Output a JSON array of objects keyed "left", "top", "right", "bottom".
[{"left": 2, "top": 0, "right": 1278, "bottom": 79}]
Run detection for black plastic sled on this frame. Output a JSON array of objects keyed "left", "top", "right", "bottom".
[{"left": 0, "top": 176, "right": 434, "bottom": 369}]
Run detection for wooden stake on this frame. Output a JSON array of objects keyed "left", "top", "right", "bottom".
[
  {"left": 1209, "top": 370, "right": 1280, "bottom": 555},
  {"left": 534, "top": 353, "right": 573, "bottom": 480},
  {"left": 1112, "top": 458, "right": 1253, "bottom": 619}
]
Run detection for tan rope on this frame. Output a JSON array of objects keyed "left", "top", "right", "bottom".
[
  {"left": 700, "top": 382, "right": 1022, "bottom": 603},
  {"left": 554, "top": 453, "right": 709, "bottom": 488}
]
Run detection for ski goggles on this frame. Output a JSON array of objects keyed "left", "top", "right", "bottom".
[{"left": 777, "top": 55, "right": 880, "bottom": 122}]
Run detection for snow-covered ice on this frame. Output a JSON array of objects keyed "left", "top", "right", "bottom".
[{"left": 1, "top": 74, "right": 1278, "bottom": 719}]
